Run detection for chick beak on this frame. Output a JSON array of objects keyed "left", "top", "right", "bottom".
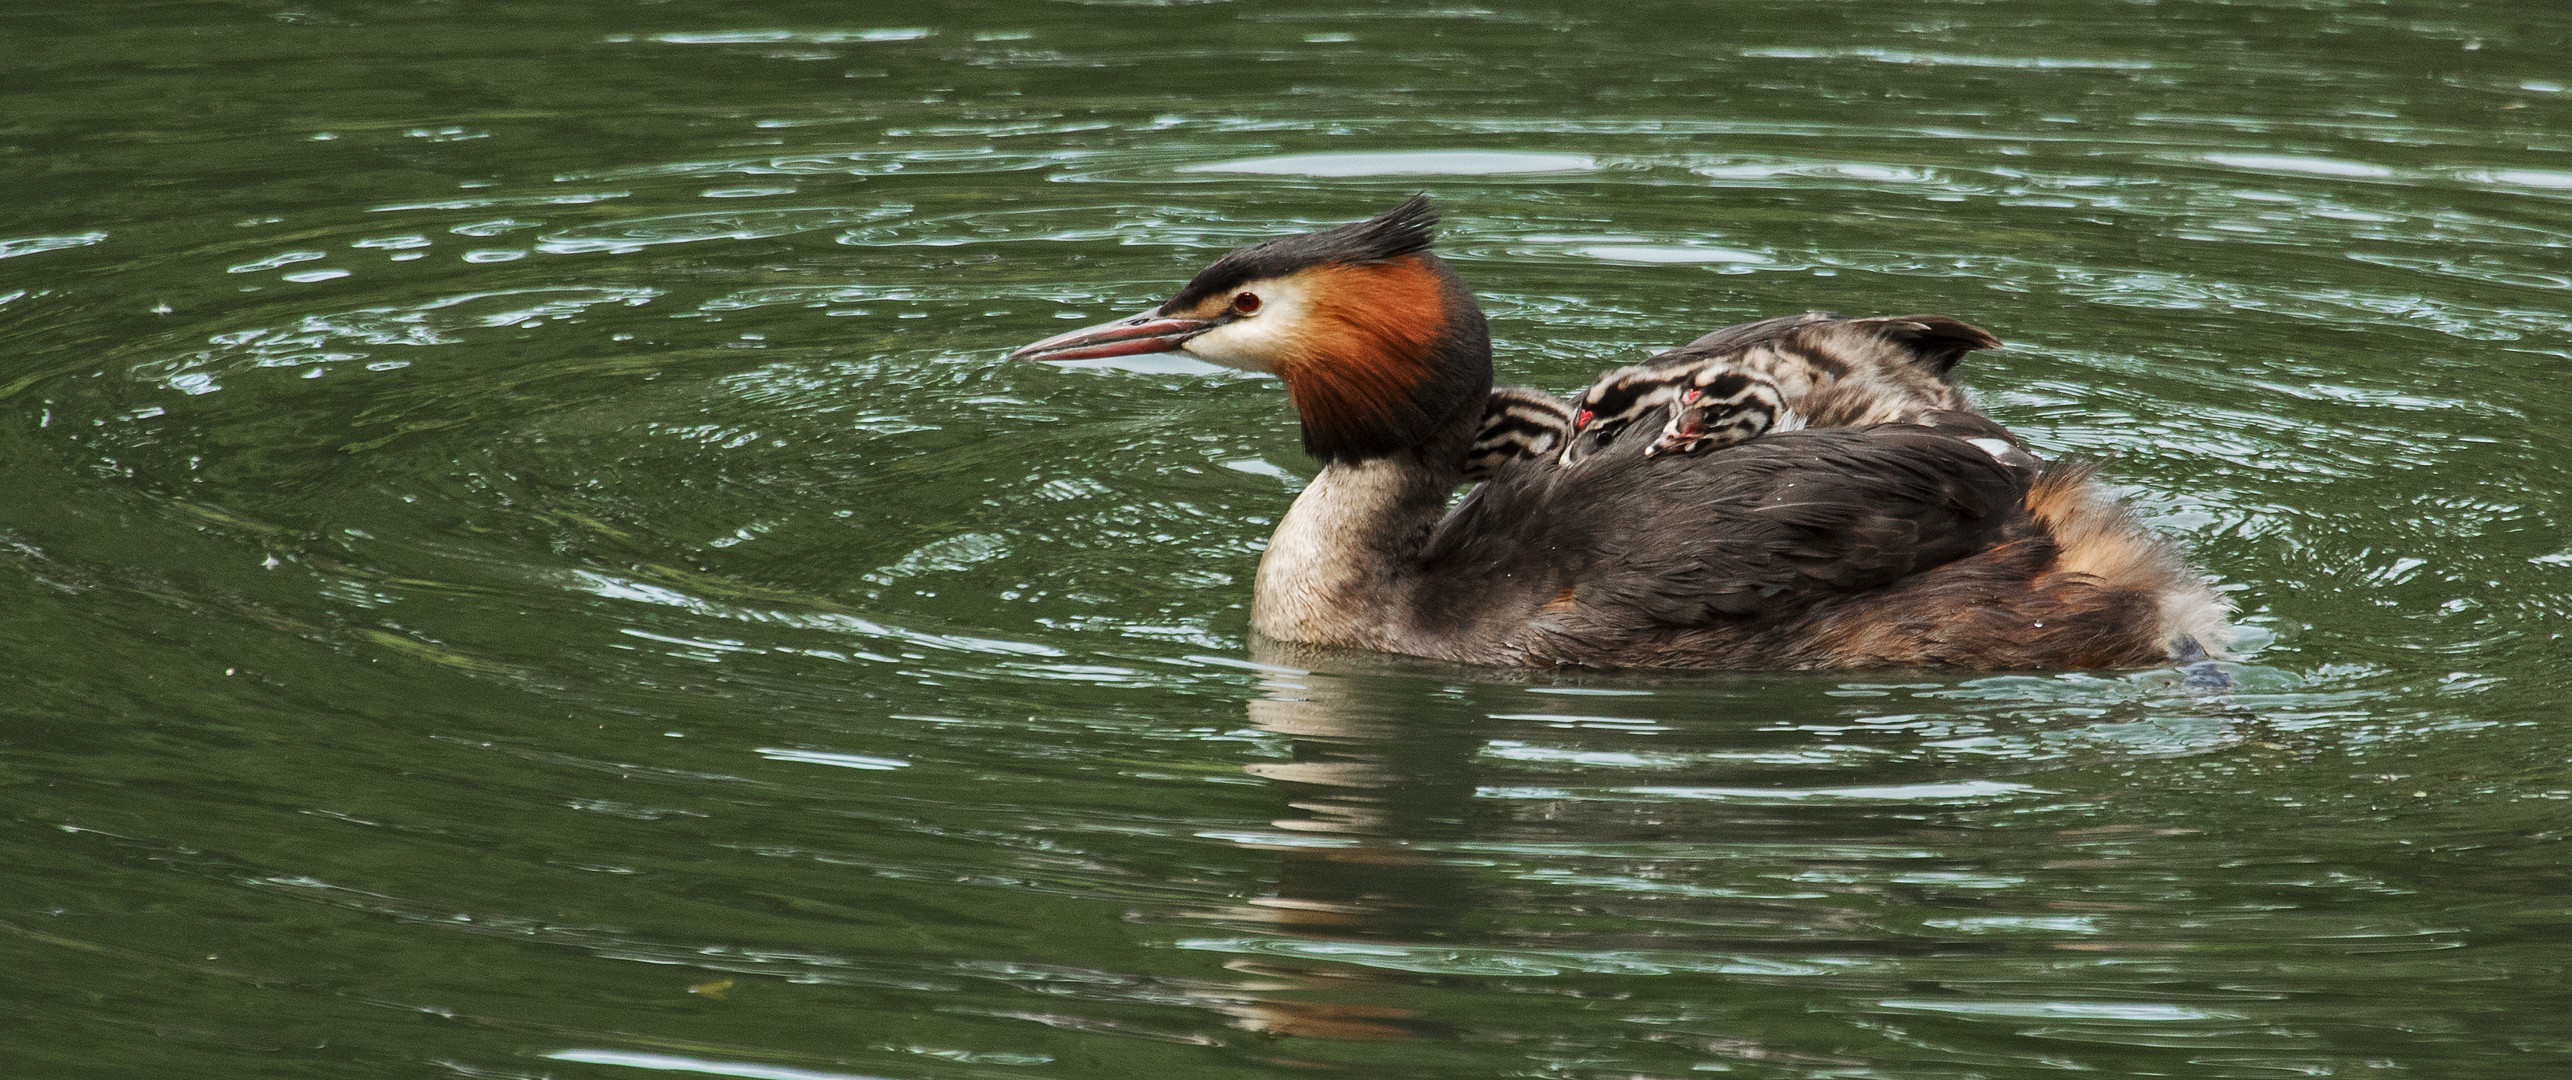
[
  {"left": 1008, "top": 306, "right": 1216, "bottom": 362},
  {"left": 1645, "top": 415, "right": 1700, "bottom": 458}
]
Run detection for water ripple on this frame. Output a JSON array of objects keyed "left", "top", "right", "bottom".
[
  {"left": 11, "top": 3, "right": 2572, "bottom": 1076},
  {"left": 0, "top": 231, "right": 108, "bottom": 259},
  {"left": 1180, "top": 150, "right": 1599, "bottom": 176},
  {"left": 129, "top": 287, "right": 662, "bottom": 394},
  {"left": 535, "top": 205, "right": 911, "bottom": 255}
]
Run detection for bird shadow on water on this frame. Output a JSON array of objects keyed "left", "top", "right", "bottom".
[{"left": 1152, "top": 639, "right": 2304, "bottom": 1061}]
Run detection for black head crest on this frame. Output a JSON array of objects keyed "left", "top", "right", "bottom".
[{"left": 1167, "top": 195, "right": 1440, "bottom": 310}]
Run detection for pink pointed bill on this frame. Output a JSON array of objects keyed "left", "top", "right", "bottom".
[{"left": 1008, "top": 308, "right": 1215, "bottom": 362}]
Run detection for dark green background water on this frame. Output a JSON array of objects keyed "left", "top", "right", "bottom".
[{"left": 6, "top": 1, "right": 2570, "bottom": 1076}]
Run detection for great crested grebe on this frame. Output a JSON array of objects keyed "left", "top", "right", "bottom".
[{"left": 1010, "top": 196, "right": 2229, "bottom": 669}]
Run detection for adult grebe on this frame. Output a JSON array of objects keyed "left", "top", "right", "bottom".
[{"left": 1010, "top": 196, "right": 2229, "bottom": 669}]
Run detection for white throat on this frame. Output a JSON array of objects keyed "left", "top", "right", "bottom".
[{"left": 1249, "top": 456, "right": 1443, "bottom": 650}]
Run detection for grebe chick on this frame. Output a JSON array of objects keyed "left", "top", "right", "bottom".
[
  {"left": 1465, "top": 386, "right": 1575, "bottom": 481},
  {"left": 1008, "top": 196, "right": 2229, "bottom": 670},
  {"left": 1566, "top": 311, "right": 2004, "bottom": 464},
  {"left": 1644, "top": 361, "right": 1802, "bottom": 457},
  {"left": 1559, "top": 363, "right": 1692, "bottom": 466},
  {"left": 1646, "top": 366, "right": 2047, "bottom": 477}
]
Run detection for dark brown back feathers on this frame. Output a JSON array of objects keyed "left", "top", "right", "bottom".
[
  {"left": 1406, "top": 409, "right": 2214, "bottom": 669},
  {"left": 1420, "top": 421, "right": 2031, "bottom": 628}
]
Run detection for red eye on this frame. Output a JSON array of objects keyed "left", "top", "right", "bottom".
[
  {"left": 1230, "top": 292, "right": 1261, "bottom": 315},
  {"left": 1574, "top": 409, "right": 1593, "bottom": 427},
  {"left": 1681, "top": 388, "right": 1701, "bottom": 402}
]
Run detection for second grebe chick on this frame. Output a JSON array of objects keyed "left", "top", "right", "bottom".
[
  {"left": 1465, "top": 386, "right": 1575, "bottom": 481},
  {"left": 1567, "top": 311, "right": 2007, "bottom": 464},
  {"left": 1644, "top": 362, "right": 1803, "bottom": 457},
  {"left": 1559, "top": 363, "right": 1692, "bottom": 466}
]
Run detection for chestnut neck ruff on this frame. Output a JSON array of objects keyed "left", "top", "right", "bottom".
[{"left": 1263, "top": 255, "right": 1493, "bottom": 464}]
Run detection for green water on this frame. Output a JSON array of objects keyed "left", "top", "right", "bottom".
[{"left": 6, "top": 1, "right": 2571, "bottom": 1076}]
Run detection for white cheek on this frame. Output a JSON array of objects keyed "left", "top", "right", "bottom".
[
  {"left": 1179, "top": 278, "right": 1310, "bottom": 373},
  {"left": 1182, "top": 320, "right": 1288, "bottom": 372}
]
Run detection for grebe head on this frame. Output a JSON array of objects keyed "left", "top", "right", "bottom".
[
  {"left": 1559, "top": 363, "right": 1692, "bottom": 467},
  {"left": 1011, "top": 195, "right": 1492, "bottom": 463},
  {"left": 1645, "top": 362, "right": 1793, "bottom": 457}
]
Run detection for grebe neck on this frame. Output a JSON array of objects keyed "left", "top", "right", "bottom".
[{"left": 1250, "top": 409, "right": 1476, "bottom": 649}]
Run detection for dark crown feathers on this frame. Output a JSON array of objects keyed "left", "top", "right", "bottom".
[{"left": 1168, "top": 195, "right": 1439, "bottom": 308}]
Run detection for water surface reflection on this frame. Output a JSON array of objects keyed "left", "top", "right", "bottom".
[{"left": 6, "top": 0, "right": 2570, "bottom": 1075}]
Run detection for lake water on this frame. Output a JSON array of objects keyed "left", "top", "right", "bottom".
[{"left": 6, "top": 1, "right": 2571, "bottom": 1076}]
